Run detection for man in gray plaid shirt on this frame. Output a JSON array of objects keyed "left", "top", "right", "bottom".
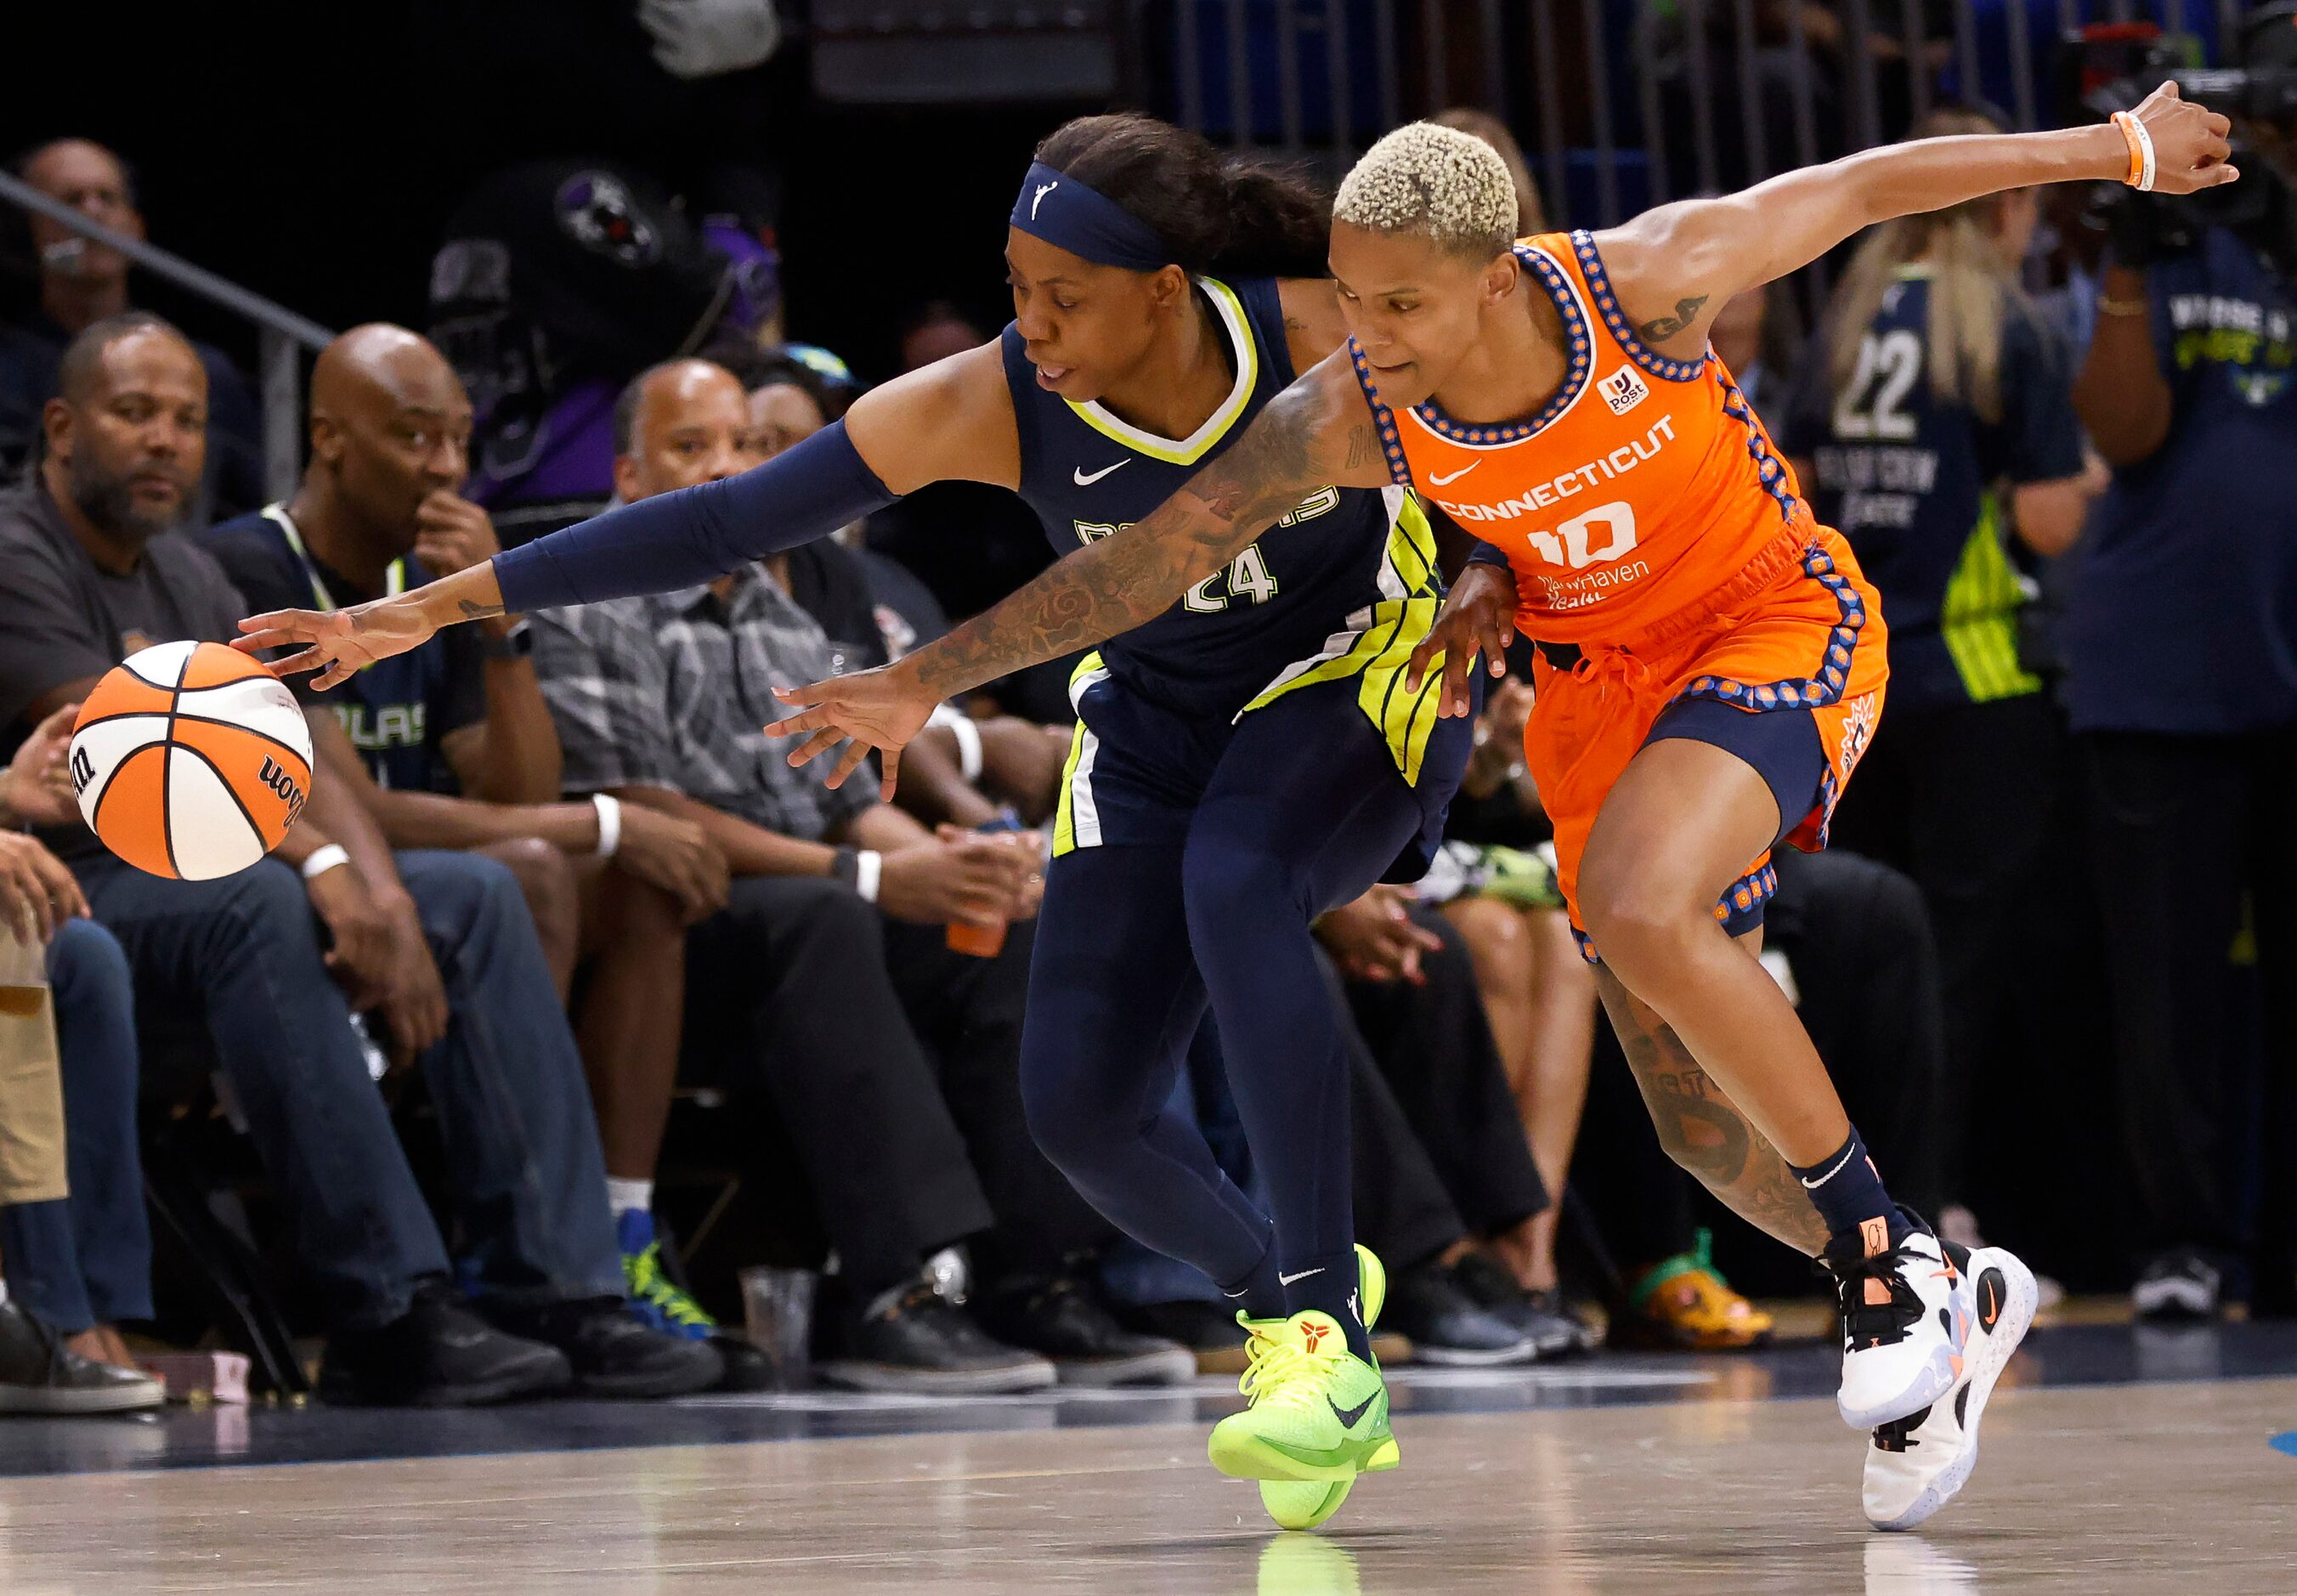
[{"left": 528, "top": 359, "right": 1194, "bottom": 1392}]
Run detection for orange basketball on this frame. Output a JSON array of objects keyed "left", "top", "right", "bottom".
[{"left": 71, "top": 641, "right": 315, "bottom": 880}]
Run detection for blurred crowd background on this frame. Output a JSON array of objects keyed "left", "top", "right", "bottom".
[{"left": 0, "top": 0, "right": 2291, "bottom": 1412}]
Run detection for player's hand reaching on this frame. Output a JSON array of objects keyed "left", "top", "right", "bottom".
[
  {"left": 1406, "top": 560, "right": 1518, "bottom": 719},
  {"left": 236, "top": 599, "right": 440, "bottom": 691},
  {"left": 2129, "top": 82, "right": 2238, "bottom": 195},
  {"left": 768, "top": 660, "right": 937, "bottom": 799}
]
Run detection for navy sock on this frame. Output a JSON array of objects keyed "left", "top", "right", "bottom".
[
  {"left": 1219, "top": 1237, "right": 1287, "bottom": 1324},
  {"left": 1279, "top": 1251, "right": 1372, "bottom": 1361},
  {"left": 1787, "top": 1125, "right": 1909, "bottom": 1252}
]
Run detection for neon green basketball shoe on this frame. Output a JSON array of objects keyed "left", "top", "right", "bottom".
[{"left": 1240, "top": 1240, "right": 1396, "bottom": 1534}]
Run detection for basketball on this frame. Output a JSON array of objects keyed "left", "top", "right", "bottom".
[{"left": 69, "top": 640, "right": 314, "bottom": 881}]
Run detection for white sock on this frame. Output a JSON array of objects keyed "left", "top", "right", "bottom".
[{"left": 606, "top": 1177, "right": 654, "bottom": 1216}]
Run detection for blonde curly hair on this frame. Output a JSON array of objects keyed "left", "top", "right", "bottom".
[{"left": 1333, "top": 122, "right": 1519, "bottom": 259}]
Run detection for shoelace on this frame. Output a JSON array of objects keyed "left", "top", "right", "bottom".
[
  {"left": 1871, "top": 1406, "right": 1927, "bottom": 1454},
  {"left": 1824, "top": 1240, "right": 1926, "bottom": 1350},
  {"left": 1236, "top": 1327, "right": 1342, "bottom": 1414},
  {"left": 626, "top": 1245, "right": 716, "bottom": 1329}
]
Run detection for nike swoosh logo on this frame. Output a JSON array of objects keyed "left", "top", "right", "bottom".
[
  {"left": 1278, "top": 1267, "right": 1324, "bottom": 1287},
  {"left": 1429, "top": 461, "right": 1479, "bottom": 486},
  {"left": 1329, "top": 1393, "right": 1377, "bottom": 1429},
  {"left": 1799, "top": 1143, "right": 1859, "bottom": 1189},
  {"left": 1073, "top": 461, "right": 1128, "bottom": 486}
]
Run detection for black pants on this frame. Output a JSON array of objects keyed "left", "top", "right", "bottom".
[
  {"left": 1346, "top": 905, "right": 1550, "bottom": 1239},
  {"left": 2079, "top": 727, "right": 2297, "bottom": 1270},
  {"left": 1825, "top": 692, "right": 2064, "bottom": 1200},
  {"left": 683, "top": 875, "right": 1107, "bottom": 1298}
]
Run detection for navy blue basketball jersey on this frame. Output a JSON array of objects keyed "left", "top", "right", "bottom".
[
  {"left": 1001, "top": 275, "right": 1448, "bottom": 776},
  {"left": 207, "top": 507, "right": 484, "bottom": 793},
  {"left": 1779, "top": 269, "right": 2085, "bottom": 715}
]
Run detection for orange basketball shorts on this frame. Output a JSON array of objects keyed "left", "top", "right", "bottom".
[{"left": 1521, "top": 530, "right": 1889, "bottom": 957}]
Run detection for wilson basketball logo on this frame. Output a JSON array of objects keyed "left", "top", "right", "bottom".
[
  {"left": 1599, "top": 366, "right": 1650, "bottom": 416},
  {"left": 258, "top": 756, "right": 308, "bottom": 823}
]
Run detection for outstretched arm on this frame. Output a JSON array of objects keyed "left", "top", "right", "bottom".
[
  {"left": 235, "top": 343, "right": 1019, "bottom": 688},
  {"left": 1596, "top": 82, "right": 2233, "bottom": 360},
  {"left": 767, "top": 350, "right": 1393, "bottom": 793}
]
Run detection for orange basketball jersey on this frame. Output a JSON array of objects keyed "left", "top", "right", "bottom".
[{"left": 1348, "top": 229, "right": 1814, "bottom": 647}]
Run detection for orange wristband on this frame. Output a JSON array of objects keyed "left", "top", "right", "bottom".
[{"left": 2110, "top": 110, "right": 2157, "bottom": 190}]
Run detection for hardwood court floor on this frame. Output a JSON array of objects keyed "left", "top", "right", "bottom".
[{"left": 0, "top": 1375, "right": 2289, "bottom": 1593}]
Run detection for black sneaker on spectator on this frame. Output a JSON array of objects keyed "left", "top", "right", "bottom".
[
  {"left": 319, "top": 1283, "right": 572, "bottom": 1406},
  {"left": 1449, "top": 1252, "right": 1592, "bottom": 1358},
  {"left": 0, "top": 1299, "right": 163, "bottom": 1413},
  {"left": 485, "top": 1296, "right": 725, "bottom": 1398},
  {"left": 820, "top": 1280, "right": 1058, "bottom": 1395},
  {"left": 1386, "top": 1259, "right": 1539, "bottom": 1367},
  {"left": 2132, "top": 1248, "right": 2222, "bottom": 1322},
  {"left": 980, "top": 1277, "right": 1197, "bottom": 1388}
]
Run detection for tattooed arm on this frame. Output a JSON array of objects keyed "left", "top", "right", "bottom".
[
  {"left": 1595, "top": 965, "right": 1830, "bottom": 1258},
  {"left": 767, "top": 351, "right": 1394, "bottom": 795},
  {"left": 1593, "top": 81, "right": 2232, "bottom": 363}
]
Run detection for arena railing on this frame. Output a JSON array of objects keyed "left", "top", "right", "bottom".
[
  {"left": 1142, "top": 0, "right": 2271, "bottom": 233},
  {"left": 0, "top": 169, "right": 336, "bottom": 503}
]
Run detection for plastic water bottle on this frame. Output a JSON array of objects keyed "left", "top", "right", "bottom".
[{"left": 946, "top": 809, "right": 1026, "bottom": 959}]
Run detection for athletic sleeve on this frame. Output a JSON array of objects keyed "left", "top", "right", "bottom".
[
  {"left": 492, "top": 420, "right": 898, "bottom": 612},
  {"left": 1996, "top": 310, "right": 2087, "bottom": 486}
]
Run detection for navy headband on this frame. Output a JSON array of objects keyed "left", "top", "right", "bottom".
[{"left": 1010, "top": 161, "right": 1175, "bottom": 273}]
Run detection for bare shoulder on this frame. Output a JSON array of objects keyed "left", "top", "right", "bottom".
[
  {"left": 1276, "top": 278, "right": 1350, "bottom": 371},
  {"left": 845, "top": 341, "right": 1021, "bottom": 494},
  {"left": 1215, "top": 350, "right": 1393, "bottom": 498},
  {"left": 1587, "top": 203, "right": 1745, "bottom": 359}
]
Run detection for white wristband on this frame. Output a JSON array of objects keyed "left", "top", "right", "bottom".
[
  {"left": 591, "top": 793, "right": 623, "bottom": 859},
  {"left": 2130, "top": 114, "right": 2158, "bottom": 193},
  {"left": 927, "top": 703, "right": 985, "bottom": 784},
  {"left": 300, "top": 843, "right": 351, "bottom": 882},
  {"left": 854, "top": 849, "right": 882, "bottom": 904}
]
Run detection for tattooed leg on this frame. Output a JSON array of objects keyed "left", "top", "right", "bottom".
[{"left": 1594, "top": 962, "right": 1828, "bottom": 1258}]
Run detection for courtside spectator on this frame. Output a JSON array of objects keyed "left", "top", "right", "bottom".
[
  {"left": 1781, "top": 106, "right": 2099, "bottom": 1260},
  {"left": 0, "top": 140, "right": 263, "bottom": 518},
  {"left": 533, "top": 358, "right": 1191, "bottom": 1388},
  {"left": 207, "top": 326, "right": 738, "bottom": 1345},
  {"left": 1320, "top": 885, "right": 1588, "bottom": 1357},
  {"left": 733, "top": 355, "right": 1068, "bottom": 826},
  {"left": 0, "top": 313, "right": 720, "bottom": 1403},
  {"left": 0, "top": 710, "right": 161, "bottom": 1412},
  {"left": 2067, "top": 59, "right": 2297, "bottom": 1319}
]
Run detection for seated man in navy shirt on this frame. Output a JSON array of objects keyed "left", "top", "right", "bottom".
[
  {"left": 0, "top": 311, "right": 718, "bottom": 1401},
  {"left": 2067, "top": 34, "right": 2297, "bottom": 1320},
  {"left": 209, "top": 324, "right": 735, "bottom": 1344},
  {"left": 0, "top": 139, "right": 263, "bottom": 518}
]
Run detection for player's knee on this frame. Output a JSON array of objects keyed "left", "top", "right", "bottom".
[
  {"left": 1179, "top": 831, "right": 1297, "bottom": 937},
  {"left": 1576, "top": 857, "right": 1705, "bottom": 982},
  {"left": 1017, "top": 1047, "right": 1117, "bottom": 1175}
]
